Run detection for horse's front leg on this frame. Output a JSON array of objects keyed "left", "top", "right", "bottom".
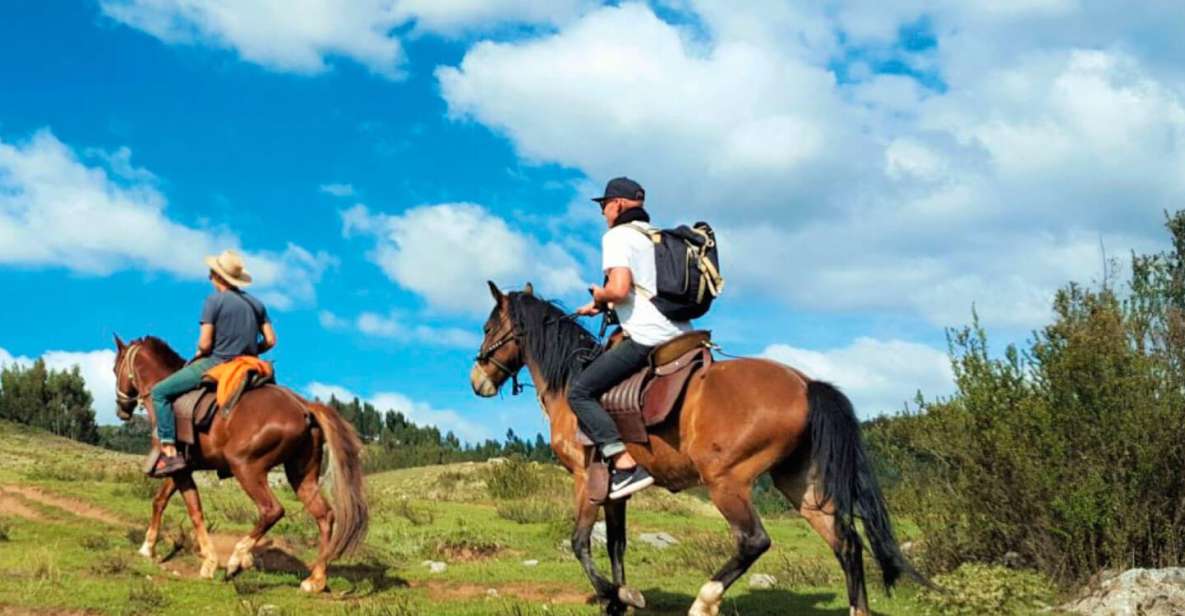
[
  {"left": 139, "top": 477, "right": 176, "bottom": 559},
  {"left": 604, "top": 498, "right": 646, "bottom": 610},
  {"left": 174, "top": 472, "right": 219, "bottom": 579},
  {"left": 572, "top": 476, "right": 644, "bottom": 616}
]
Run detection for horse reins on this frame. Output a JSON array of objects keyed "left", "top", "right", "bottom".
[
  {"left": 475, "top": 322, "right": 526, "bottom": 395},
  {"left": 114, "top": 343, "right": 150, "bottom": 409}
]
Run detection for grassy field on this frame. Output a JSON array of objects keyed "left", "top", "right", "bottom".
[{"left": 0, "top": 420, "right": 992, "bottom": 615}]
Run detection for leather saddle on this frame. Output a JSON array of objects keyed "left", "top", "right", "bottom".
[
  {"left": 172, "top": 384, "right": 220, "bottom": 446},
  {"left": 589, "top": 330, "right": 714, "bottom": 444}
]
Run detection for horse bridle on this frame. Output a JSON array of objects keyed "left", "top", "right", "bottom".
[
  {"left": 475, "top": 321, "right": 526, "bottom": 395},
  {"left": 114, "top": 343, "right": 149, "bottom": 412}
]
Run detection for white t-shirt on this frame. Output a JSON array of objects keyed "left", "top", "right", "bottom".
[{"left": 602, "top": 222, "right": 693, "bottom": 346}]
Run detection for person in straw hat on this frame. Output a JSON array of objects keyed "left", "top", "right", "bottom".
[{"left": 149, "top": 249, "right": 277, "bottom": 476}]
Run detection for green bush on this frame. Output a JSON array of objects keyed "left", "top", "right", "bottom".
[
  {"left": 869, "top": 211, "right": 1185, "bottom": 584},
  {"left": 918, "top": 563, "right": 1053, "bottom": 615},
  {"left": 480, "top": 457, "right": 564, "bottom": 500},
  {"left": 495, "top": 497, "right": 566, "bottom": 524}
]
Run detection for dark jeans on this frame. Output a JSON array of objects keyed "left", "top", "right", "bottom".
[{"left": 567, "top": 338, "right": 653, "bottom": 458}]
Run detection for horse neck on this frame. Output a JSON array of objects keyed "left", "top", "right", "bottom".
[
  {"left": 521, "top": 354, "right": 569, "bottom": 419},
  {"left": 134, "top": 348, "right": 182, "bottom": 390}
]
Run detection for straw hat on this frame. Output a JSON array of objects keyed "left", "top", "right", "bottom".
[{"left": 204, "top": 249, "right": 253, "bottom": 288}]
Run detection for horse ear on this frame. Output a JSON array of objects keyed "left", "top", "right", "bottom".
[
  {"left": 488, "top": 280, "right": 502, "bottom": 301},
  {"left": 113, "top": 333, "right": 125, "bottom": 350},
  {"left": 523, "top": 282, "right": 534, "bottom": 296}
]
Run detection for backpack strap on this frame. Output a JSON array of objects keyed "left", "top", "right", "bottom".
[{"left": 625, "top": 222, "right": 661, "bottom": 244}]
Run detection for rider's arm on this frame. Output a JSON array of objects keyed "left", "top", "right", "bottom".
[
  {"left": 258, "top": 322, "right": 277, "bottom": 353},
  {"left": 594, "top": 267, "right": 633, "bottom": 305},
  {"left": 196, "top": 323, "right": 215, "bottom": 357}
]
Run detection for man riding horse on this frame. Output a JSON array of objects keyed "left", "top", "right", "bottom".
[
  {"left": 571, "top": 177, "right": 694, "bottom": 500},
  {"left": 149, "top": 249, "right": 276, "bottom": 476}
]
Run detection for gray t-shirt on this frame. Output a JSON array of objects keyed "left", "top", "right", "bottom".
[{"left": 200, "top": 290, "right": 269, "bottom": 362}]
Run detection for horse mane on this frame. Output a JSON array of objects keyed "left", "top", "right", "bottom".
[
  {"left": 505, "top": 292, "right": 600, "bottom": 393},
  {"left": 132, "top": 335, "right": 185, "bottom": 371}
]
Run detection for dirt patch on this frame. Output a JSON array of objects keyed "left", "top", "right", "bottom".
[
  {"left": 0, "top": 606, "right": 100, "bottom": 616},
  {"left": 0, "top": 486, "right": 126, "bottom": 527},
  {"left": 156, "top": 532, "right": 307, "bottom": 577},
  {"left": 0, "top": 491, "right": 46, "bottom": 521},
  {"left": 419, "top": 580, "right": 591, "bottom": 604}
]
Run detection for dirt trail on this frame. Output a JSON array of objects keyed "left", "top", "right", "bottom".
[
  {"left": 419, "top": 580, "right": 591, "bottom": 605},
  {"left": 0, "top": 490, "right": 46, "bottom": 521},
  {"left": 0, "top": 485, "right": 127, "bottom": 526}
]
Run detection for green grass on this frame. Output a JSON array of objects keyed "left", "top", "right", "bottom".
[{"left": 0, "top": 420, "right": 1040, "bottom": 615}]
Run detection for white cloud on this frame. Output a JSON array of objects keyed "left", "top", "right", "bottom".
[
  {"left": 319, "top": 183, "right": 355, "bottom": 198},
  {"left": 393, "top": 0, "right": 595, "bottom": 37},
  {"left": 320, "top": 309, "right": 481, "bottom": 349},
  {"left": 0, "top": 347, "right": 119, "bottom": 426},
  {"left": 343, "top": 203, "right": 583, "bottom": 315},
  {"left": 762, "top": 337, "right": 954, "bottom": 418},
  {"left": 436, "top": 2, "right": 1185, "bottom": 330},
  {"left": 99, "top": 0, "right": 407, "bottom": 78},
  {"left": 0, "top": 129, "right": 332, "bottom": 309},
  {"left": 99, "top": 0, "right": 597, "bottom": 79},
  {"left": 306, "top": 381, "right": 490, "bottom": 442}
]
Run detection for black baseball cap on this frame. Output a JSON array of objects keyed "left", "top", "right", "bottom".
[{"left": 591, "top": 177, "right": 645, "bottom": 203}]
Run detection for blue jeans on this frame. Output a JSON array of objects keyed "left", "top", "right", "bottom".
[{"left": 151, "top": 357, "right": 218, "bottom": 445}]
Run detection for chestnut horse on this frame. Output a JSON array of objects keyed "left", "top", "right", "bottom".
[
  {"left": 470, "top": 283, "right": 928, "bottom": 616},
  {"left": 112, "top": 335, "right": 367, "bottom": 592}
]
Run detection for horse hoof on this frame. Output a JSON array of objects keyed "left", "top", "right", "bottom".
[
  {"left": 618, "top": 586, "right": 646, "bottom": 609},
  {"left": 300, "top": 578, "right": 326, "bottom": 593},
  {"left": 200, "top": 560, "right": 218, "bottom": 579},
  {"left": 138, "top": 542, "right": 154, "bottom": 559},
  {"left": 688, "top": 581, "right": 724, "bottom": 616}
]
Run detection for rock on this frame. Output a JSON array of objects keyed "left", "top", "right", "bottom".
[
  {"left": 637, "top": 532, "right": 679, "bottom": 550},
  {"left": 522, "top": 559, "right": 540, "bottom": 567},
  {"left": 591, "top": 521, "right": 607, "bottom": 546},
  {"left": 1062, "top": 568, "right": 1185, "bottom": 615},
  {"left": 749, "top": 574, "right": 778, "bottom": 589},
  {"left": 1003, "top": 551, "right": 1023, "bottom": 568},
  {"left": 486, "top": 588, "right": 499, "bottom": 598},
  {"left": 900, "top": 541, "right": 915, "bottom": 555},
  {"left": 256, "top": 605, "right": 282, "bottom": 616},
  {"left": 422, "top": 560, "right": 447, "bottom": 574},
  {"left": 487, "top": 457, "right": 509, "bottom": 465}
]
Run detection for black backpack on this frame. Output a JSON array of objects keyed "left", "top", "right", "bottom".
[{"left": 627, "top": 222, "right": 724, "bottom": 321}]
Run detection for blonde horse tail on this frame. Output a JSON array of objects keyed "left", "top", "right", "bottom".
[{"left": 307, "top": 401, "right": 368, "bottom": 559}]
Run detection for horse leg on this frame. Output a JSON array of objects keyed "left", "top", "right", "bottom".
[
  {"left": 139, "top": 477, "right": 176, "bottom": 559},
  {"left": 571, "top": 478, "right": 635, "bottom": 615},
  {"left": 690, "top": 478, "right": 771, "bottom": 616},
  {"left": 285, "top": 440, "right": 333, "bottom": 593},
  {"left": 772, "top": 461, "right": 870, "bottom": 616},
  {"left": 174, "top": 472, "right": 219, "bottom": 579},
  {"left": 226, "top": 463, "right": 285, "bottom": 578},
  {"left": 604, "top": 498, "right": 645, "bottom": 610}
]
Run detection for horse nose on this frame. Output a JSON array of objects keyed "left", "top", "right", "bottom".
[{"left": 470, "top": 364, "right": 497, "bottom": 397}]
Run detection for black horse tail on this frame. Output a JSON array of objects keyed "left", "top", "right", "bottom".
[{"left": 807, "top": 380, "right": 933, "bottom": 592}]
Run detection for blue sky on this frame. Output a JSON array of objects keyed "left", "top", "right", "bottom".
[{"left": 3, "top": 1, "right": 1184, "bottom": 441}]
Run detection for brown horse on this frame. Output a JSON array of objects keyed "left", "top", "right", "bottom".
[
  {"left": 111, "top": 334, "right": 367, "bottom": 592},
  {"left": 470, "top": 283, "right": 928, "bottom": 616}
]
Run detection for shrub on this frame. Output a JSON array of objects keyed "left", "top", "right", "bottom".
[
  {"left": 868, "top": 211, "right": 1185, "bottom": 584},
  {"left": 124, "top": 580, "right": 167, "bottom": 615},
  {"left": 917, "top": 563, "right": 1053, "bottom": 615},
  {"left": 495, "top": 498, "right": 566, "bottom": 525},
  {"left": 423, "top": 529, "right": 502, "bottom": 562},
  {"left": 0, "top": 518, "right": 10, "bottom": 542},
  {"left": 480, "top": 456, "right": 563, "bottom": 500},
  {"left": 393, "top": 498, "right": 435, "bottom": 526}
]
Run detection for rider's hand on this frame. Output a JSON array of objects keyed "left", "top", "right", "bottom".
[{"left": 576, "top": 301, "right": 601, "bottom": 317}]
